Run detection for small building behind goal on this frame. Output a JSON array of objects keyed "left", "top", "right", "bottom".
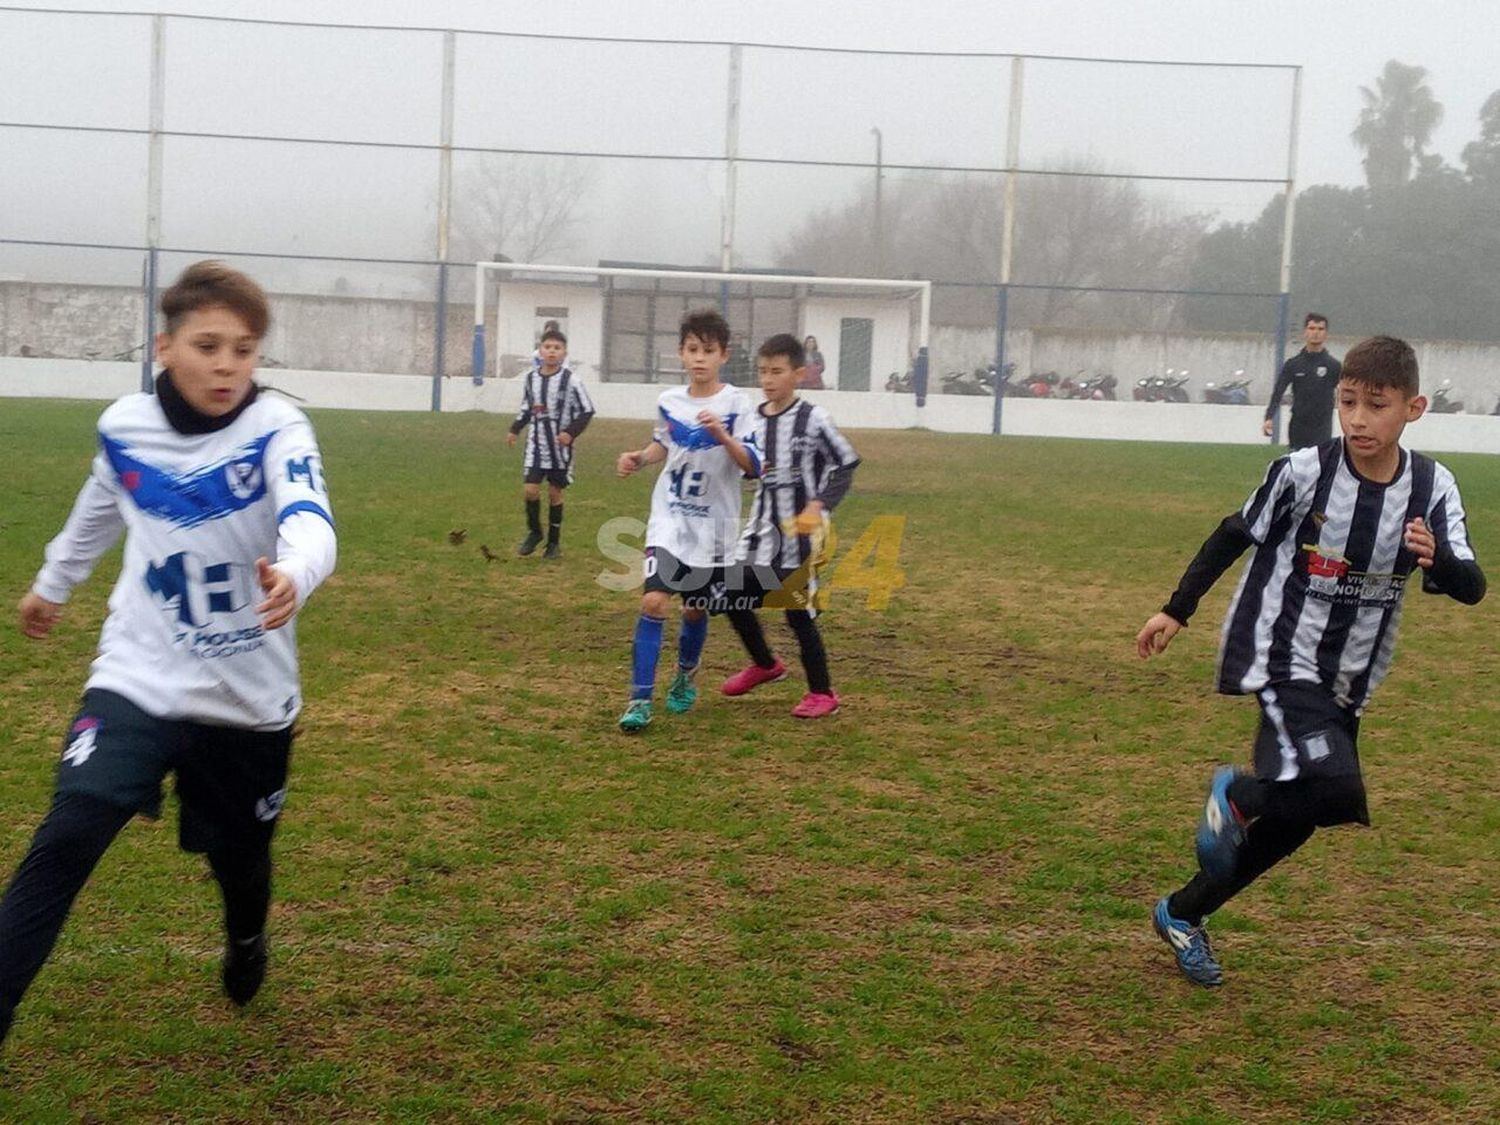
[{"left": 473, "top": 260, "right": 930, "bottom": 393}]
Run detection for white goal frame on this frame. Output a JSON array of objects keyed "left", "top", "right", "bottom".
[{"left": 471, "top": 261, "right": 931, "bottom": 387}]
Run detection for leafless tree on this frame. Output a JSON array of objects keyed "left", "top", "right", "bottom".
[{"left": 449, "top": 154, "right": 600, "bottom": 264}]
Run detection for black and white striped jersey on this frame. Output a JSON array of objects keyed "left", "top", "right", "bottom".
[
  {"left": 509, "top": 366, "right": 595, "bottom": 475},
  {"left": 1200, "top": 440, "right": 1481, "bottom": 710},
  {"left": 736, "top": 398, "right": 860, "bottom": 570}
]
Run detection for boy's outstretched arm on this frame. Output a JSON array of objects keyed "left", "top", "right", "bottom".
[
  {"left": 1407, "top": 516, "right": 1486, "bottom": 604},
  {"left": 23, "top": 465, "right": 127, "bottom": 639},
  {"left": 1136, "top": 513, "right": 1256, "bottom": 659},
  {"left": 617, "top": 438, "right": 666, "bottom": 477}
]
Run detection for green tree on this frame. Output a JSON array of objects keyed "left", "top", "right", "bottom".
[
  {"left": 1461, "top": 90, "right": 1500, "bottom": 185},
  {"left": 1351, "top": 61, "right": 1444, "bottom": 193}
]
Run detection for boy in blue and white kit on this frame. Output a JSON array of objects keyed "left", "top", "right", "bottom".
[
  {"left": 615, "top": 308, "right": 760, "bottom": 732},
  {"left": 0, "top": 262, "right": 336, "bottom": 1045}
]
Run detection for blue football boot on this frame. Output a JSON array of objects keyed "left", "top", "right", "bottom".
[{"left": 1152, "top": 897, "right": 1224, "bottom": 987}]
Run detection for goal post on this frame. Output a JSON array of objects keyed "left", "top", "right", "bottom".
[{"left": 472, "top": 261, "right": 931, "bottom": 397}]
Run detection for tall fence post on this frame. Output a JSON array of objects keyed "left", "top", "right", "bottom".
[
  {"left": 719, "top": 43, "right": 743, "bottom": 274},
  {"left": 141, "top": 249, "right": 158, "bottom": 392},
  {"left": 1270, "top": 67, "right": 1302, "bottom": 445},
  {"left": 433, "top": 29, "right": 455, "bottom": 410},
  {"left": 142, "top": 13, "right": 166, "bottom": 393},
  {"left": 992, "top": 285, "right": 1009, "bottom": 436}
]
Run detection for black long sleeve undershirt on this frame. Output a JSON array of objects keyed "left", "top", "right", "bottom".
[
  {"left": 1422, "top": 545, "right": 1487, "bottom": 605},
  {"left": 1162, "top": 513, "right": 1256, "bottom": 626}
]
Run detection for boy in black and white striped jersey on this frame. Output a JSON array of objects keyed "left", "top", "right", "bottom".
[
  {"left": 1136, "top": 336, "right": 1485, "bottom": 987},
  {"left": 718, "top": 334, "right": 860, "bottom": 719},
  {"left": 507, "top": 329, "right": 595, "bottom": 559}
]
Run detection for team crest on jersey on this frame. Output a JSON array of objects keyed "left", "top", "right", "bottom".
[
  {"left": 1305, "top": 547, "right": 1349, "bottom": 579},
  {"left": 63, "top": 717, "right": 101, "bottom": 767},
  {"left": 1315, "top": 365, "right": 1328, "bottom": 378},
  {"left": 225, "top": 459, "right": 264, "bottom": 500}
]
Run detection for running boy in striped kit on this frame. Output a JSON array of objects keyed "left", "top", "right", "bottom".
[
  {"left": 1136, "top": 336, "right": 1484, "bottom": 987},
  {"left": 508, "top": 328, "right": 595, "bottom": 559},
  {"left": 719, "top": 333, "right": 859, "bottom": 718}
]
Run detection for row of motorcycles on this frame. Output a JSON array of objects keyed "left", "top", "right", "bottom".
[{"left": 883, "top": 367, "right": 1487, "bottom": 412}]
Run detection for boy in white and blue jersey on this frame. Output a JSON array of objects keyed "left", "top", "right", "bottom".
[
  {"left": 1, "top": 262, "right": 337, "bottom": 1045},
  {"left": 1136, "top": 336, "right": 1483, "bottom": 988},
  {"left": 614, "top": 308, "right": 759, "bottom": 732}
]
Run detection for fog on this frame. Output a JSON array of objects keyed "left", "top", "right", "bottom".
[{"left": 3, "top": 0, "right": 1497, "bottom": 298}]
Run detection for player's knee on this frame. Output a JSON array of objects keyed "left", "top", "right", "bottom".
[
  {"left": 548, "top": 486, "right": 564, "bottom": 505},
  {"left": 641, "top": 591, "right": 671, "bottom": 618},
  {"left": 523, "top": 483, "right": 541, "bottom": 500},
  {"left": 682, "top": 605, "right": 706, "bottom": 624}
]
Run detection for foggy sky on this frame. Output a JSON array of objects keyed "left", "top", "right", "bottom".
[{"left": 4, "top": 0, "right": 1498, "bottom": 286}]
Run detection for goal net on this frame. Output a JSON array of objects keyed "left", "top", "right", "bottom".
[{"left": 472, "top": 261, "right": 931, "bottom": 392}]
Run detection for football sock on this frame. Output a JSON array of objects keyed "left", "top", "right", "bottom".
[
  {"left": 631, "top": 614, "right": 665, "bottom": 700},
  {"left": 547, "top": 503, "right": 564, "bottom": 545},
  {"left": 678, "top": 614, "right": 707, "bottom": 671},
  {"left": 727, "top": 609, "right": 776, "bottom": 668},
  {"left": 207, "top": 843, "right": 273, "bottom": 943},
  {"left": 785, "top": 610, "right": 831, "bottom": 694},
  {"left": 525, "top": 498, "right": 542, "bottom": 535}
]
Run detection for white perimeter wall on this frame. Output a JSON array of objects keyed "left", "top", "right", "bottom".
[
  {"left": 5, "top": 357, "right": 1500, "bottom": 455},
  {"left": 800, "top": 298, "right": 912, "bottom": 391}
]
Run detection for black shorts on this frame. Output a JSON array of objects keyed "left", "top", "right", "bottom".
[
  {"left": 642, "top": 546, "right": 725, "bottom": 604},
  {"left": 54, "top": 689, "right": 294, "bottom": 854},
  {"left": 709, "top": 557, "right": 823, "bottom": 615},
  {"left": 1254, "top": 681, "right": 1368, "bottom": 825},
  {"left": 524, "top": 467, "right": 572, "bottom": 488}
]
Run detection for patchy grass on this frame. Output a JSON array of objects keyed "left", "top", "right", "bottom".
[{"left": 0, "top": 400, "right": 1497, "bottom": 1122}]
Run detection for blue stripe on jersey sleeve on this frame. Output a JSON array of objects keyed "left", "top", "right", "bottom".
[{"left": 278, "top": 500, "right": 334, "bottom": 528}]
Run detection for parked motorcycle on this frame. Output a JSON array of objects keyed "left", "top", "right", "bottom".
[
  {"left": 885, "top": 369, "right": 914, "bottom": 393},
  {"left": 941, "top": 368, "right": 994, "bottom": 396},
  {"left": 1203, "top": 370, "right": 1251, "bottom": 405},
  {"left": 1074, "top": 372, "right": 1118, "bottom": 400},
  {"left": 1431, "top": 379, "right": 1464, "bottom": 414}
]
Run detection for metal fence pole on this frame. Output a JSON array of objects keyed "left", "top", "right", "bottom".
[
  {"left": 433, "top": 30, "right": 455, "bottom": 410},
  {"left": 143, "top": 13, "right": 166, "bottom": 392},
  {"left": 1270, "top": 67, "right": 1302, "bottom": 445},
  {"left": 719, "top": 44, "right": 742, "bottom": 274},
  {"left": 992, "top": 285, "right": 1009, "bottom": 435}
]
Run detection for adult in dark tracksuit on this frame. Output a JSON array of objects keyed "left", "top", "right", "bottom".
[{"left": 1263, "top": 313, "right": 1341, "bottom": 449}]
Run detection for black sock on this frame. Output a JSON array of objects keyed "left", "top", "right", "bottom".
[
  {"left": 207, "top": 844, "right": 273, "bottom": 943},
  {"left": 525, "top": 498, "right": 542, "bottom": 535},
  {"left": 784, "top": 610, "right": 831, "bottom": 694},
  {"left": 548, "top": 503, "right": 564, "bottom": 545},
  {"left": 727, "top": 609, "right": 776, "bottom": 668}
]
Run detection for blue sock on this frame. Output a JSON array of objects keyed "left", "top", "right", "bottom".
[
  {"left": 631, "top": 615, "right": 665, "bottom": 700},
  {"left": 678, "top": 614, "right": 708, "bottom": 671}
]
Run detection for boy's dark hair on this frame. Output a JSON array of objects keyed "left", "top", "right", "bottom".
[
  {"left": 540, "top": 328, "right": 567, "bottom": 346},
  {"left": 161, "top": 260, "right": 270, "bottom": 338},
  {"left": 679, "top": 307, "right": 730, "bottom": 350},
  {"left": 757, "top": 333, "right": 805, "bottom": 368},
  {"left": 1340, "top": 335, "right": 1419, "bottom": 397},
  {"left": 1304, "top": 312, "right": 1329, "bottom": 327}
]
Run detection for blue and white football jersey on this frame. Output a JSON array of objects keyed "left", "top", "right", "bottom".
[
  {"left": 644, "top": 384, "right": 759, "bottom": 568},
  {"left": 32, "top": 391, "right": 337, "bottom": 730}
]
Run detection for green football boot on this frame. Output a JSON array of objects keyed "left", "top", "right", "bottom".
[
  {"left": 618, "top": 699, "right": 653, "bottom": 733},
  {"left": 665, "top": 668, "right": 699, "bottom": 714}
]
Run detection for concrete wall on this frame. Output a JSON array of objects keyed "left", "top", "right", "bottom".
[{"left": 7, "top": 356, "right": 1500, "bottom": 455}]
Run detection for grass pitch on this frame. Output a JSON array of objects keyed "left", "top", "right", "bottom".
[{"left": 1, "top": 400, "right": 1496, "bottom": 1122}]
